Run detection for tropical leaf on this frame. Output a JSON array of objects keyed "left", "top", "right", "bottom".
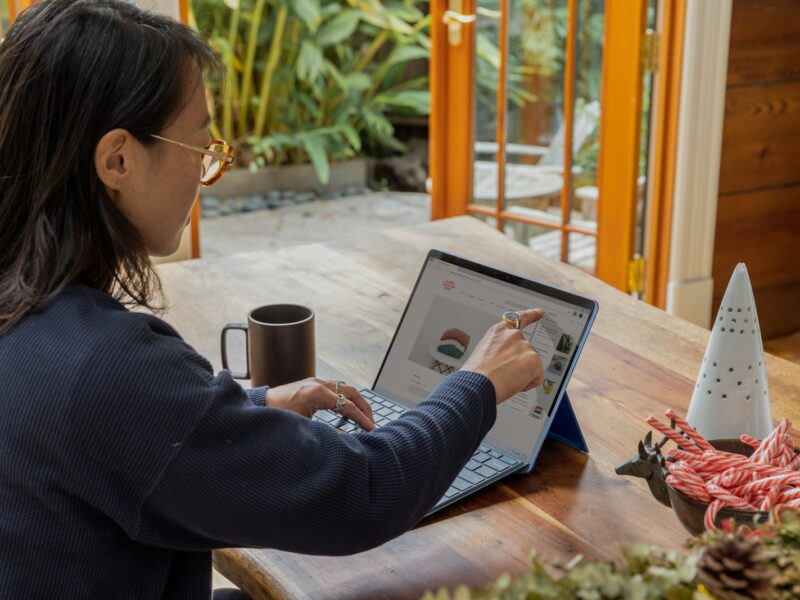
[
  {"left": 196, "top": 0, "right": 432, "bottom": 171},
  {"left": 316, "top": 10, "right": 360, "bottom": 46},
  {"left": 338, "top": 124, "right": 362, "bottom": 151},
  {"left": 384, "top": 0, "right": 423, "bottom": 22},
  {"left": 386, "top": 44, "right": 429, "bottom": 66},
  {"left": 301, "top": 136, "right": 330, "bottom": 183},
  {"left": 372, "top": 89, "right": 430, "bottom": 113},
  {"left": 296, "top": 40, "right": 323, "bottom": 83},
  {"left": 292, "top": 0, "right": 321, "bottom": 33},
  {"left": 319, "top": 2, "right": 341, "bottom": 18},
  {"left": 344, "top": 72, "right": 372, "bottom": 90}
]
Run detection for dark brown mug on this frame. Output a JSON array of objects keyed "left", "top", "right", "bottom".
[{"left": 221, "top": 304, "right": 315, "bottom": 387}]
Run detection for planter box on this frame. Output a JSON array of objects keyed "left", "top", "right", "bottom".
[{"left": 199, "top": 158, "right": 369, "bottom": 198}]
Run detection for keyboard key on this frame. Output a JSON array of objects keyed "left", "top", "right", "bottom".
[
  {"left": 452, "top": 477, "right": 471, "bottom": 491},
  {"left": 341, "top": 422, "right": 357, "bottom": 433},
  {"left": 488, "top": 450, "right": 503, "bottom": 458},
  {"left": 459, "top": 469, "right": 484, "bottom": 485},
  {"left": 376, "top": 407, "right": 392, "bottom": 416},
  {"left": 499, "top": 455, "right": 519, "bottom": 466},
  {"left": 316, "top": 411, "right": 339, "bottom": 423},
  {"left": 444, "top": 487, "right": 459, "bottom": 498},
  {"left": 473, "top": 452, "right": 491, "bottom": 463},
  {"left": 361, "top": 390, "right": 375, "bottom": 398},
  {"left": 466, "top": 460, "right": 481, "bottom": 471},
  {"left": 476, "top": 465, "right": 498, "bottom": 479},
  {"left": 486, "top": 458, "right": 508, "bottom": 472},
  {"left": 479, "top": 444, "right": 490, "bottom": 453}
]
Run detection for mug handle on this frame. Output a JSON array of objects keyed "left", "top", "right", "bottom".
[{"left": 221, "top": 323, "right": 250, "bottom": 379}]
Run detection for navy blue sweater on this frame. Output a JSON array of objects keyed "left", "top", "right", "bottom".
[{"left": 0, "top": 285, "right": 497, "bottom": 599}]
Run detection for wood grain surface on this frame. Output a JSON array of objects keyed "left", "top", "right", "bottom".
[
  {"left": 719, "top": 81, "right": 800, "bottom": 196},
  {"left": 716, "top": 0, "right": 800, "bottom": 338},
  {"left": 154, "top": 217, "right": 800, "bottom": 599},
  {"left": 713, "top": 184, "right": 800, "bottom": 339},
  {"left": 727, "top": 0, "right": 800, "bottom": 86}
]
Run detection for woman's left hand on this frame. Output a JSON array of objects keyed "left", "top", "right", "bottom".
[{"left": 266, "top": 377, "right": 375, "bottom": 431}]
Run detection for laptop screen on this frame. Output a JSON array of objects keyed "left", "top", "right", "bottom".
[{"left": 373, "top": 251, "right": 597, "bottom": 463}]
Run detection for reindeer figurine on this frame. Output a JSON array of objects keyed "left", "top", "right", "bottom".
[{"left": 615, "top": 429, "right": 672, "bottom": 507}]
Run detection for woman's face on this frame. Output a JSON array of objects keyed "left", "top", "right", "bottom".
[{"left": 105, "top": 65, "right": 210, "bottom": 257}]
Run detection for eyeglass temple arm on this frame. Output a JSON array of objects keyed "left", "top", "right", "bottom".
[{"left": 151, "top": 134, "right": 234, "bottom": 163}]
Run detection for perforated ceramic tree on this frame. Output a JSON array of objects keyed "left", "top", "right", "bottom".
[{"left": 686, "top": 264, "right": 772, "bottom": 440}]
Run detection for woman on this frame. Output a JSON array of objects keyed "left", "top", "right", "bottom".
[{"left": 0, "top": 1, "right": 544, "bottom": 598}]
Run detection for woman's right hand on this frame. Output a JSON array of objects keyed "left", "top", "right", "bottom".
[{"left": 461, "top": 308, "right": 545, "bottom": 404}]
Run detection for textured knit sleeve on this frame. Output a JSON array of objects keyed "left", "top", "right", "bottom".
[
  {"left": 245, "top": 386, "right": 267, "bottom": 407},
  {"left": 135, "top": 370, "right": 496, "bottom": 555}
]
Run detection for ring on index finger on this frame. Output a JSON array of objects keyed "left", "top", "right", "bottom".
[
  {"left": 334, "top": 380, "right": 345, "bottom": 395},
  {"left": 502, "top": 310, "right": 521, "bottom": 330},
  {"left": 333, "top": 393, "right": 347, "bottom": 414}
]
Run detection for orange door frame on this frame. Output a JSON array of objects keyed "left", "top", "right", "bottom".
[
  {"left": 644, "top": 0, "right": 686, "bottom": 308},
  {"left": 594, "top": 0, "right": 648, "bottom": 291},
  {"left": 430, "top": 0, "right": 476, "bottom": 220}
]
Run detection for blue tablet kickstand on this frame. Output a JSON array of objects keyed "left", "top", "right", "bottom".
[{"left": 545, "top": 392, "right": 589, "bottom": 453}]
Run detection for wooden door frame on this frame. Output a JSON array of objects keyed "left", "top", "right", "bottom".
[
  {"left": 430, "top": 0, "right": 476, "bottom": 220},
  {"left": 644, "top": 0, "right": 686, "bottom": 308},
  {"left": 594, "top": 0, "right": 649, "bottom": 291},
  {"left": 7, "top": 0, "right": 32, "bottom": 21}
]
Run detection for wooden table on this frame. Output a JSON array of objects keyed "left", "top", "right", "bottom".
[{"left": 154, "top": 216, "right": 800, "bottom": 599}]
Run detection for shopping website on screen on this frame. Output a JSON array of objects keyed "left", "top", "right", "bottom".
[{"left": 374, "top": 257, "right": 588, "bottom": 460}]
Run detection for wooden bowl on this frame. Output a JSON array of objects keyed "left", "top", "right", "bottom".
[{"left": 666, "top": 439, "right": 770, "bottom": 535}]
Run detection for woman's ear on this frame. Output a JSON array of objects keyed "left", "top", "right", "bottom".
[{"left": 94, "top": 129, "right": 136, "bottom": 197}]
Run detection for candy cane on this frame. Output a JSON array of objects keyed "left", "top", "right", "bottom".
[
  {"left": 732, "top": 473, "right": 800, "bottom": 497},
  {"left": 704, "top": 499, "right": 725, "bottom": 530},
  {"left": 646, "top": 416, "right": 702, "bottom": 453},
  {"left": 666, "top": 474, "right": 711, "bottom": 503},
  {"left": 707, "top": 483, "right": 756, "bottom": 510},
  {"left": 740, "top": 434, "right": 761, "bottom": 450},
  {"left": 759, "top": 483, "right": 784, "bottom": 511},
  {"left": 664, "top": 409, "right": 714, "bottom": 451},
  {"left": 643, "top": 412, "right": 800, "bottom": 530}
]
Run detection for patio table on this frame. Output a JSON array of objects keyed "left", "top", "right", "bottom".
[{"left": 154, "top": 216, "right": 800, "bottom": 600}]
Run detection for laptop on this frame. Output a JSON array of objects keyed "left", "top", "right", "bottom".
[{"left": 312, "top": 249, "right": 599, "bottom": 513}]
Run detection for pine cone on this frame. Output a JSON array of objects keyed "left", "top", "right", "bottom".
[{"left": 697, "top": 531, "right": 773, "bottom": 600}]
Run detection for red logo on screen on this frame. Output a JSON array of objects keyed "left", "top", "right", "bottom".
[{"left": 442, "top": 280, "right": 455, "bottom": 291}]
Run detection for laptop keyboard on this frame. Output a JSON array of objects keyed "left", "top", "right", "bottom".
[{"left": 312, "top": 389, "right": 522, "bottom": 509}]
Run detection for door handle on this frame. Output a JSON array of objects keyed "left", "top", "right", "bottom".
[
  {"left": 442, "top": 10, "right": 475, "bottom": 46},
  {"left": 442, "top": 6, "right": 501, "bottom": 47}
]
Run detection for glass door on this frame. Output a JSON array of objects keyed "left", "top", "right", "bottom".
[
  {"left": 431, "top": 0, "right": 683, "bottom": 300},
  {"left": 470, "top": 0, "right": 604, "bottom": 273}
]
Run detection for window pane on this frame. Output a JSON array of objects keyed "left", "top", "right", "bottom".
[{"left": 472, "top": 0, "right": 502, "bottom": 208}]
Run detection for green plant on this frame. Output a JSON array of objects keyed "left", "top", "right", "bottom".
[
  {"left": 421, "top": 514, "right": 800, "bottom": 600},
  {"left": 191, "top": 0, "right": 431, "bottom": 183}
]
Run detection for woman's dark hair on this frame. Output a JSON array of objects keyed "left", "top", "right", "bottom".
[{"left": 0, "top": 0, "right": 219, "bottom": 334}]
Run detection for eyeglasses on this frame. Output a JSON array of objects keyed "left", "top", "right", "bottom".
[{"left": 150, "top": 134, "right": 236, "bottom": 186}]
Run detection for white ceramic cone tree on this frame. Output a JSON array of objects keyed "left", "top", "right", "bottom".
[{"left": 686, "top": 263, "right": 772, "bottom": 440}]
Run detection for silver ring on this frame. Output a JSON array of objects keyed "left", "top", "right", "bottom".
[
  {"left": 502, "top": 310, "right": 521, "bottom": 330},
  {"left": 334, "top": 380, "right": 343, "bottom": 395},
  {"left": 333, "top": 393, "right": 347, "bottom": 414}
]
